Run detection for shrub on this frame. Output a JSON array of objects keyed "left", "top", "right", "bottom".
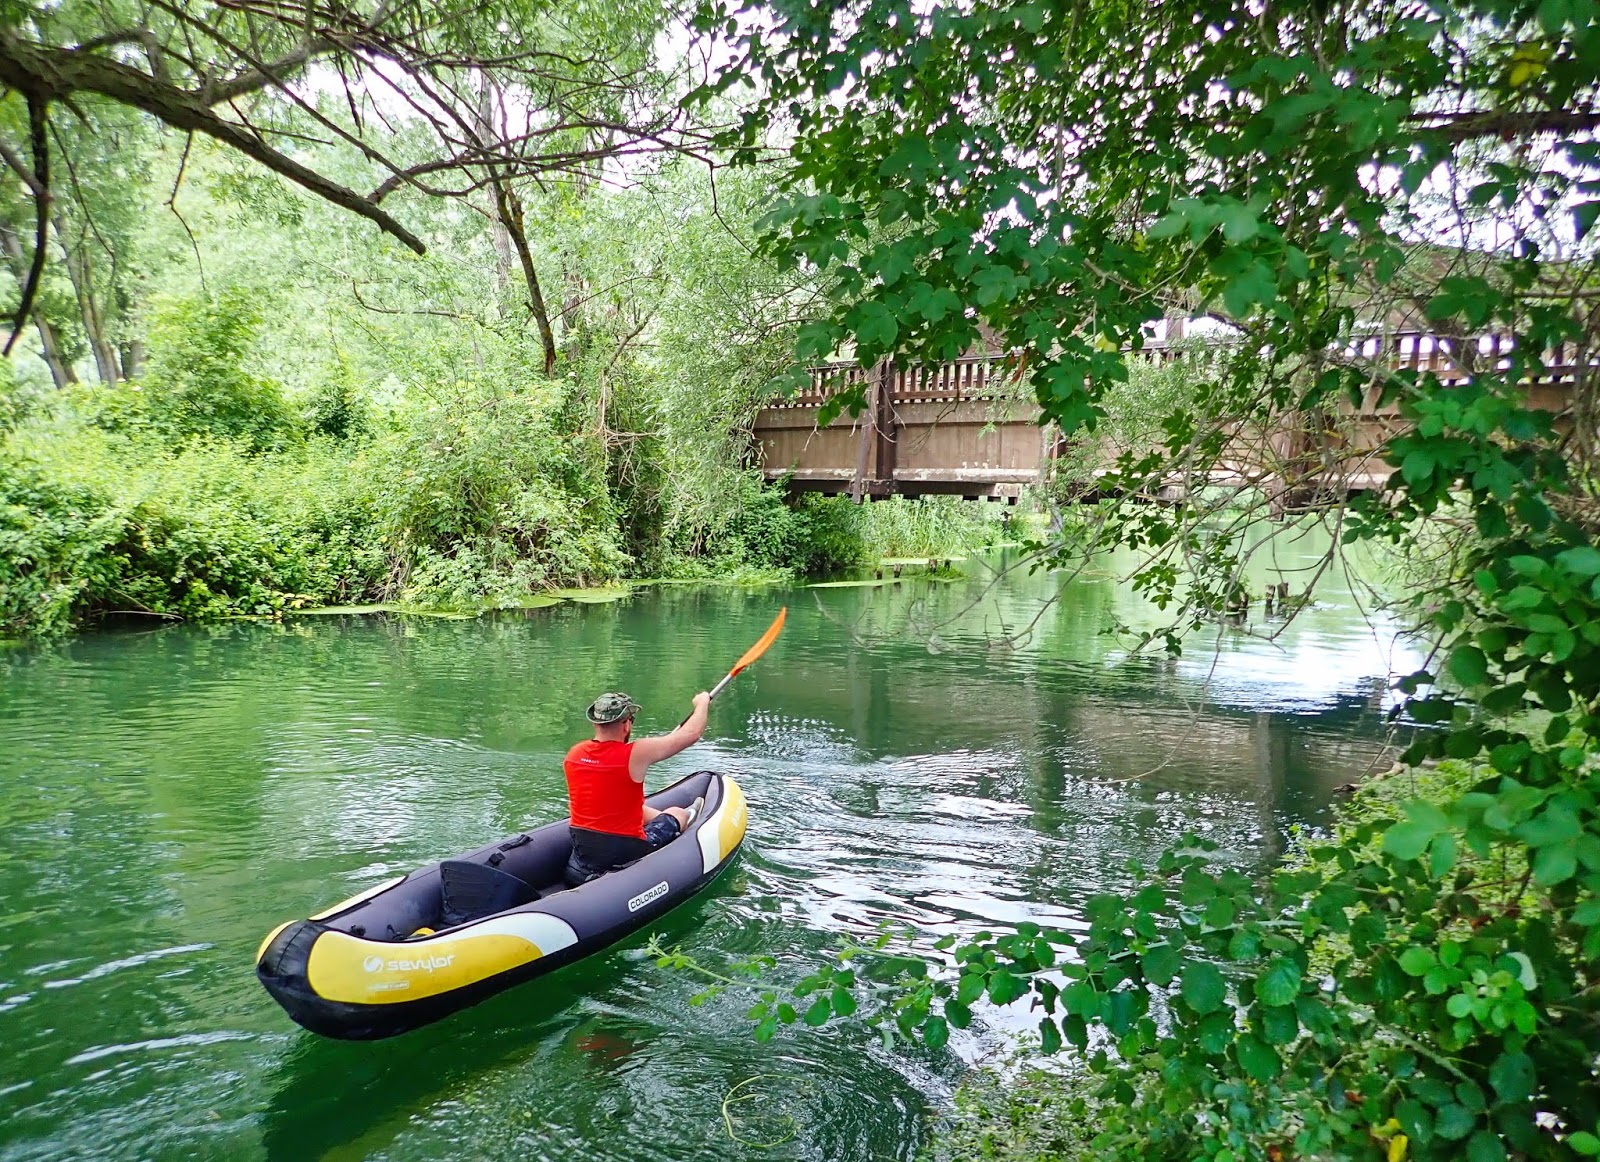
[
  {"left": 304, "top": 350, "right": 372, "bottom": 442},
  {"left": 0, "top": 421, "right": 384, "bottom": 636},
  {"left": 0, "top": 437, "right": 126, "bottom": 637},
  {"left": 788, "top": 493, "right": 869, "bottom": 572},
  {"left": 139, "top": 289, "right": 301, "bottom": 451},
  {"left": 368, "top": 376, "right": 628, "bottom": 606}
]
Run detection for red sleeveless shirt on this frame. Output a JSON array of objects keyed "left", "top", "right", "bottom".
[{"left": 564, "top": 739, "right": 644, "bottom": 838}]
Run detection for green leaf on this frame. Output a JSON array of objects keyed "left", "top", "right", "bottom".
[
  {"left": 1568, "top": 1131, "right": 1600, "bottom": 1157},
  {"left": 1448, "top": 645, "right": 1490, "bottom": 687},
  {"left": 1235, "top": 1034, "right": 1281, "bottom": 1082},
  {"left": 1227, "top": 928, "right": 1260, "bottom": 961},
  {"left": 1516, "top": 802, "right": 1581, "bottom": 848},
  {"left": 795, "top": 321, "right": 840, "bottom": 360},
  {"left": 1384, "top": 819, "right": 1439, "bottom": 861},
  {"left": 853, "top": 301, "right": 898, "bottom": 351},
  {"left": 922, "top": 1014, "right": 950, "bottom": 1050},
  {"left": 1256, "top": 958, "right": 1302, "bottom": 1006},
  {"left": 1146, "top": 211, "right": 1187, "bottom": 241},
  {"left": 1505, "top": 952, "right": 1537, "bottom": 991},
  {"left": 972, "top": 264, "right": 1022, "bottom": 306},
  {"left": 1180, "top": 962, "right": 1227, "bottom": 1015},
  {"left": 956, "top": 972, "right": 985, "bottom": 1006},
  {"left": 1488, "top": 1051, "right": 1535, "bottom": 1102},
  {"left": 1434, "top": 1103, "right": 1476, "bottom": 1141},
  {"left": 1574, "top": 200, "right": 1600, "bottom": 242},
  {"left": 1397, "top": 1097, "right": 1435, "bottom": 1144},
  {"left": 1219, "top": 203, "right": 1259, "bottom": 243},
  {"left": 1533, "top": 839, "right": 1578, "bottom": 886},
  {"left": 1038, "top": 1016, "right": 1062, "bottom": 1055},
  {"left": 1221, "top": 261, "right": 1276, "bottom": 316},
  {"left": 1430, "top": 831, "right": 1459, "bottom": 878},
  {"left": 803, "top": 997, "right": 832, "bottom": 1026},
  {"left": 830, "top": 985, "right": 857, "bottom": 1016},
  {"left": 1499, "top": 585, "right": 1545, "bottom": 611},
  {"left": 1467, "top": 1129, "right": 1508, "bottom": 1162},
  {"left": 1557, "top": 546, "right": 1600, "bottom": 576},
  {"left": 1402, "top": 448, "right": 1437, "bottom": 485},
  {"left": 1260, "top": 1003, "right": 1299, "bottom": 1045},
  {"left": 1142, "top": 944, "right": 1183, "bottom": 987},
  {"left": 987, "top": 969, "right": 1028, "bottom": 1006},
  {"left": 1203, "top": 894, "right": 1236, "bottom": 928},
  {"left": 1399, "top": 946, "right": 1436, "bottom": 976}
]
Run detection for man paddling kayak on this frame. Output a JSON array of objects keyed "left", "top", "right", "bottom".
[{"left": 564, "top": 691, "right": 709, "bottom": 885}]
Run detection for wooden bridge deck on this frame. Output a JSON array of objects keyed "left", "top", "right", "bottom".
[{"left": 752, "top": 331, "right": 1588, "bottom": 503}]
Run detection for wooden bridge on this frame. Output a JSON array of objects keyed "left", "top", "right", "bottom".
[{"left": 751, "top": 330, "right": 1585, "bottom": 504}]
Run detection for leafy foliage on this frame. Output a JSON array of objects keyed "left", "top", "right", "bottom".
[
  {"left": 138, "top": 290, "right": 300, "bottom": 451},
  {"left": 679, "top": 0, "right": 1600, "bottom": 1156}
]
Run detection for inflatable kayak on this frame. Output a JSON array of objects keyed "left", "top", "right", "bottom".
[{"left": 256, "top": 770, "right": 746, "bottom": 1039}]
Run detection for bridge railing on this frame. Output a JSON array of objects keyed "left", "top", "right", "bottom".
[{"left": 766, "top": 329, "right": 1593, "bottom": 412}]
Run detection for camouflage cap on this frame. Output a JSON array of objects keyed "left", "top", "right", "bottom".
[{"left": 585, "top": 691, "right": 640, "bottom": 724}]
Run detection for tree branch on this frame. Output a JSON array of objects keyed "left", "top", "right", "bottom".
[
  {"left": 1412, "top": 107, "right": 1600, "bottom": 141},
  {"left": 3, "top": 93, "right": 50, "bottom": 357},
  {"left": 0, "top": 31, "right": 426, "bottom": 253},
  {"left": 200, "top": 36, "right": 334, "bottom": 105},
  {"left": 0, "top": 134, "right": 45, "bottom": 198}
]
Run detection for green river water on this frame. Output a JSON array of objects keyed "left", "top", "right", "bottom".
[{"left": 0, "top": 540, "right": 1418, "bottom": 1161}]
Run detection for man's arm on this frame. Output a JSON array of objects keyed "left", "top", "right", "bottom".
[{"left": 628, "top": 692, "right": 710, "bottom": 781}]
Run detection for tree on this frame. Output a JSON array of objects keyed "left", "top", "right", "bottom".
[
  {"left": 696, "top": 0, "right": 1600, "bottom": 1157},
  {"left": 0, "top": 0, "right": 705, "bottom": 364}
]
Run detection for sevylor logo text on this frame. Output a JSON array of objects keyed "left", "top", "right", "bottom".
[{"left": 363, "top": 952, "right": 456, "bottom": 973}]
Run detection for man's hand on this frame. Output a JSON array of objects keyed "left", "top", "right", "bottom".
[{"left": 692, "top": 691, "right": 711, "bottom": 713}]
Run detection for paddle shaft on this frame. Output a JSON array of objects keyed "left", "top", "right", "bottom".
[{"left": 677, "top": 607, "right": 786, "bottom": 726}]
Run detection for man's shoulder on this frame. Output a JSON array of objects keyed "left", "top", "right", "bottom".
[{"left": 565, "top": 739, "right": 631, "bottom": 762}]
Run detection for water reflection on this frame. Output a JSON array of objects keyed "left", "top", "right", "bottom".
[{"left": 0, "top": 540, "right": 1416, "bottom": 1160}]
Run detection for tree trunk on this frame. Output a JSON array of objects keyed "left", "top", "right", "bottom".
[
  {"left": 474, "top": 82, "right": 516, "bottom": 295},
  {"left": 112, "top": 272, "right": 142, "bottom": 378},
  {"left": 55, "top": 213, "right": 120, "bottom": 382},
  {"left": 120, "top": 337, "right": 144, "bottom": 380},
  {"left": 34, "top": 313, "right": 75, "bottom": 388},
  {"left": 0, "top": 220, "right": 76, "bottom": 387},
  {"left": 490, "top": 176, "right": 558, "bottom": 376}
]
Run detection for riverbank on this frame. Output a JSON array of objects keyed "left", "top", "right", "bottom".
[{"left": 0, "top": 395, "right": 1020, "bottom": 640}]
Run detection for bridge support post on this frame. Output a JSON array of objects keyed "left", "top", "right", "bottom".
[{"left": 850, "top": 360, "right": 898, "bottom": 502}]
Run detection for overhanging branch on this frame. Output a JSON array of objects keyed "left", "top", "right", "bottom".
[
  {"left": 0, "top": 31, "right": 426, "bottom": 254},
  {"left": 1412, "top": 107, "right": 1600, "bottom": 142}
]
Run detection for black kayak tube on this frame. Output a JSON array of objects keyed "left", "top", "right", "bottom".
[{"left": 255, "top": 770, "right": 747, "bottom": 1040}]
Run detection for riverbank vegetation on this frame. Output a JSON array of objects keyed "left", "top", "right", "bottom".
[
  {"left": 672, "top": 2, "right": 1600, "bottom": 1159},
  {"left": 0, "top": 63, "right": 1006, "bottom": 639}
]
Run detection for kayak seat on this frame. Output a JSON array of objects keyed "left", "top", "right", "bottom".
[{"left": 439, "top": 860, "right": 536, "bottom": 927}]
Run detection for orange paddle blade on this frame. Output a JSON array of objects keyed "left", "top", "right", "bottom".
[{"left": 728, "top": 607, "right": 786, "bottom": 677}]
